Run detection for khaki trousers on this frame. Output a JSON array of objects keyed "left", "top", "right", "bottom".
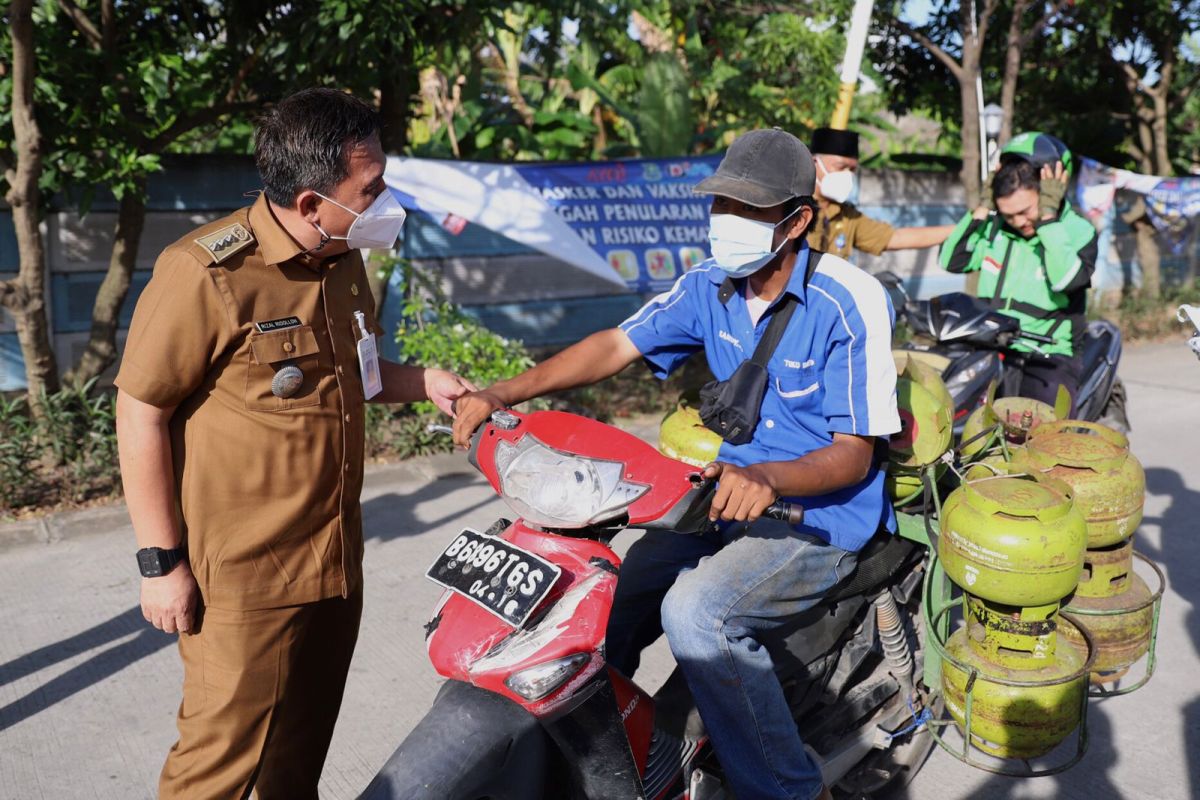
[{"left": 159, "top": 590, "right": 363, "bottom": 800}]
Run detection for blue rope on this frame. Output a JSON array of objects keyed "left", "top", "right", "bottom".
[{"left": 886, "top": 697, "right": 933, "bottom": 741}]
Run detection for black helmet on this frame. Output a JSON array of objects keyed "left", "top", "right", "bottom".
[{"left": 999, "top": 131, "right": 1074, "bottom": 176}]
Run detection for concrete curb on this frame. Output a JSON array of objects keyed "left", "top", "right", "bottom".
[{"left": 0, "top": 413, "right": 665, "bottom": 550}]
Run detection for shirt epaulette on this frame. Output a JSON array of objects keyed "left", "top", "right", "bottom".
[{"left": 194, "top": 223, "right": 255, "bottom": 266}]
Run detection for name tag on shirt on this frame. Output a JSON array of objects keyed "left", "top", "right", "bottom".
[
  {"left": 355, "top": 318, "right": 382, "bottom": 400},
  {"left": 254, "top": 316, "right": 302, "bottom": 333}
]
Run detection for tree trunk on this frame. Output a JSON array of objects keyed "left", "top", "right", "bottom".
[
  {"left": 999, "top": 0, "right": 1032, "bottom": 147},
  {"left": 65, "top": 180, "right": 146, "bottom": 387},
  {"left": 379, "top": 56, "right": 415, "bottom": 154},
  {"left": 1, "top": 0, "right": 60, "bottom": 411},
  {"left": 1133, "top": 216, "right": 1162, "bottom": 300},
  {"left": 958, "top": 67, "right": 982, "bottom": 210}
]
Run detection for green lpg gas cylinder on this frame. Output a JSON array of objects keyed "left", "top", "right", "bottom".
[
  {"left": 1061, "top": 573, "right": 1154, "bottom": 684},
  {"left": 959, "top": 404, "right": 1001, "bottom": 461},
  {"left": 963, "top": 595, "right": 1063, "bottom": 668},
  {"left": 886, "top": 463, "right": 947, "bottom": 505},
  {"left": 1074, "top": 538, "right": 1135, "bottom": 599},
  {"left": 942, "top": 626, "right": 1087, "bottom": 759},
  {"left": 939, "top": 475, "right": 1086, "bottom": 607},
  {"left": 890, "top": 355, "right": 954, "bottom": 468},
  {"left": 658, "top": 403, "right": 722, "bottom": 468},
  {"left": 1018, "top": 420, "right": 1145, "bottom": 549},
  {"left": 960, "top": 395, "right": 1062, "bottom": 460},
  {"left": 992, "top": 396, "right": 1060, "bottom": 442},
  {"left": 961, "top": 452, "right": 1020, "bottom": 481}
]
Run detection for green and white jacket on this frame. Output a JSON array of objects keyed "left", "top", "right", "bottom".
[{"left": 939, "top": 204, "right": 1097, "bottom": 357}]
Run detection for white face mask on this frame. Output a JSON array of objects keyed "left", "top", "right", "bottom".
[
  {"left": 313, "top": 189, "right": 408, "bottom": 250},
  {"left": 708, "top": 206, "right": 801, "bottom": 278},
  {"left": 816, "top": 157, "right": 857, "bottom": 205}
]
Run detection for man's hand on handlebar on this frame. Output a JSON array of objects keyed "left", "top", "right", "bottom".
[
  {"left": 704, "top": 461, "right": 779, "bottom": 523},
  {"left": 451, "top": 390, "right": 509, "bottom": 448}
]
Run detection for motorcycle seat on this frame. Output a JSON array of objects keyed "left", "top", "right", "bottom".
[{"left": 826, "top": 530, "right": 918, "bottom": 603}]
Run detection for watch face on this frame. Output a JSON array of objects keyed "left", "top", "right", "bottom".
[{"left": 137, "top": 549, "right": 165, "bottom": 577}]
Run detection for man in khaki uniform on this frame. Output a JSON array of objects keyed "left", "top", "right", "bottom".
[
  {"left": 115, "top": 88, "right": 472, "bottom": 799},
  {"left": 809, "top": 127, "right": 955, "bottom": 261}
]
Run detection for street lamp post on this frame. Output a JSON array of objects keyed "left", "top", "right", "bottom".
[{"left": 983, "top": 103, "right": 1003, "bottom": 172}]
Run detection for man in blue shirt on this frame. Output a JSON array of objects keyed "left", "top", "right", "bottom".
[{"left": 453, "top": 129, "right": 899, "bottom": 800}]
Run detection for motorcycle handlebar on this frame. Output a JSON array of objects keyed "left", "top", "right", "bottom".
[
  {"left": 430, "top": 418, "right": 805, "bottom": 527},
  {"left": 1017, "top": 329, "right": 1056, "bottom": 345},
  {"left": 764, "top": 501, "right": 805, "bottom": 526}
]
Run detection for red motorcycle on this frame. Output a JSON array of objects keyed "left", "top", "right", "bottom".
[{"left": 361, "top": 409, "right": 933, "bottom": 800}]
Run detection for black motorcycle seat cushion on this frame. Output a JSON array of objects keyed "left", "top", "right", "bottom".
[{"left": 828, "top": 532, "right": 917, "bottom": 603}]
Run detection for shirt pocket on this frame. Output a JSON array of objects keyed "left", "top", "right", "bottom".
[
  {"left": 244, "top": 325, "right": 323, "bottom": 412},
  {"left": 774, "top": 362, "right": 821, "bottom": 403}
]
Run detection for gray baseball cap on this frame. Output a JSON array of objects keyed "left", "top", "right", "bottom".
[{"left": 694, "top": 128, "right": 816, "bottom": 207}]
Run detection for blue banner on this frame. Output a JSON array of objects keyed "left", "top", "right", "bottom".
[
  {"left": 1146, "top": 177, "right": 1200, "bottom": 255},
  {"left": 515, "top": 156, "right": 722, "bottom": 293}
]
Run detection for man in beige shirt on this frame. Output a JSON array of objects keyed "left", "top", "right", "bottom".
[
  {"left": 809, "top": 127, "right": 955, "bottom": 260},
  {"left": 116, "top": 88, "right": 471, "bottom": 799}
]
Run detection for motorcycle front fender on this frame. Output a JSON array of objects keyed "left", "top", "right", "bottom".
[{"left": 359, "top": 679, "right": 547, "bottom": 800}]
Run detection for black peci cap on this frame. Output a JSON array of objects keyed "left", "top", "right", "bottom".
[
  {"left": 694, "top": 128, "right": 816, "bottom": 207},
  {"left": 810, "top": 127, "right": 860, "bottom": 160}
]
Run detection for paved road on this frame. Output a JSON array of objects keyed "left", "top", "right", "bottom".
[{"left": 0, "top": 342, "right": 1196, "bottom": 800}]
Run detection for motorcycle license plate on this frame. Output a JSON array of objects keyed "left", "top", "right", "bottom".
[{"left": 426, "top": 528, "right": 562, "bottom": 628}]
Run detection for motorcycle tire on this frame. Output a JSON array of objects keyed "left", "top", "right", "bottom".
[
  {"left": 359, "top": 680, "right": 548, "bottom": 800},
  {"left": 1096, "top": 378, "right": 1131, "bottom": 434}
]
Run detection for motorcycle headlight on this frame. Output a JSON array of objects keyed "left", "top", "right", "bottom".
[
  {"left": 943, "top": 353, "right": 994, "bottom": 400},
  {"left": 494, "top": 436, "right": 648, "bottom": 528},
  {"left": 505, "top": 653, "right": 591, "bottom": 701}
]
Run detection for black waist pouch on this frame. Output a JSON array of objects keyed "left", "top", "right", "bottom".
[
  {"left": 698, "top": 251, "right": 821, "bottom": 445},
  {"left": 699, "top": 295, "right": 798, "bottom": 445}
]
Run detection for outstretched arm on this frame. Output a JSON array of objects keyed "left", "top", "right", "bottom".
[
  {"left": 452, "top": 328, "right": 643, "bottom": 446},
  {"left": 886, "top": 224, "right": 956, "bottom": 251}
]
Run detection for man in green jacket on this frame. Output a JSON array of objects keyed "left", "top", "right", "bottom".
[{"left": 940, "top": 132, "right": 1098, "bottom": 407}]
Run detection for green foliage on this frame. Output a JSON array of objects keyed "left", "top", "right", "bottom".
[
  {"left": 393, "top": 260, "right": 536, "bottom": 416},
  {"left": 36, "top": 379, "right": 120, "bottom": 502},
  {"left": 0, "top": 381, "right": 120, "bottom": 514},
  {"left": 0, "top": 395, "right": 41, "bottom": 509},
  {"left": 1094, "top": 279, "right": 1200, "bottom": 340},
  {"left": 364, "top": 402, "right": 457, "bottom": 460}
]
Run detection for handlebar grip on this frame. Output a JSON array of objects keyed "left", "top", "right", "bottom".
[
  {"left": 765, "top": 501, "right": 805, "bottom": 526},
  {"left": 1018, "top": 330, "right": 1056, "bottom": 344}
]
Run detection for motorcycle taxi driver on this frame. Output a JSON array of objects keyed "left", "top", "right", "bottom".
[
  {"left": 940, "top": 132, "right": 1098, "bottom": 407},
  {"left": 454, "top": 128, "right": 900, "bottom": 800}
]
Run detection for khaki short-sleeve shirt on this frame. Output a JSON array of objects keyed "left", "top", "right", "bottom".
[
  {"left": 116, "top": 194, "right": 383, "bottom": 611},
  {"left": 812, "top": 201, "right": 895, "bottom": 259}
]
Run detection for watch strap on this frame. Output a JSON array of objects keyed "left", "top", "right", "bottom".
[{"left": 137, "top": 546, "right": 187, "bottom": 578}]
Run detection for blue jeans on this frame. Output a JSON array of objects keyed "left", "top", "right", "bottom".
[{"left": 606, "top": 520, "right": 857, "bottom": 800}]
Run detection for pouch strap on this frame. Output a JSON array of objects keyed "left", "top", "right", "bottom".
[{"left": 748, "top": 250, "right": 823, "bottom": 367}]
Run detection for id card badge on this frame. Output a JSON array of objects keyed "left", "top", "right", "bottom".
[{"left": 354, "top": 311, "right": 383, "bottom": 400}]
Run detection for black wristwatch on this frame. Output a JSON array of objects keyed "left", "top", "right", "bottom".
[{"left": 137, "top": 546, "right": 188, "bottom": 578}]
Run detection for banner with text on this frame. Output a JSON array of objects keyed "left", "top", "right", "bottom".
[{"left": 515, "top": 156, "right": 722, "bottom": 293}]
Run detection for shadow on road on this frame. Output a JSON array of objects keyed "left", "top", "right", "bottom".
[
  {"left": 886, "top": 465, "right": 1200, "bottom": 800},
  {"left": 1137, "top": 467, "right": 1200, "bottom": 800},
  {"left": 0, "top": 606, "right": 174, "bottom": 733},
  {"left": 883, "top": 691, "right": 1123, "bottom": 800},
  {"left": 361, "top": 473, "right": 499, "bottom": 543}
]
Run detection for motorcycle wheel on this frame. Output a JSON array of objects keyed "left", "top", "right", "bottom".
[
  {"left": 1096, "top": 378, "right": 1131, "bottom": 434},
  {"left": 835, "top": 695, "right": 943, "bottom": 800},
  {"left": 358, "top": 680, "right": 548, "bottom": 800}
]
